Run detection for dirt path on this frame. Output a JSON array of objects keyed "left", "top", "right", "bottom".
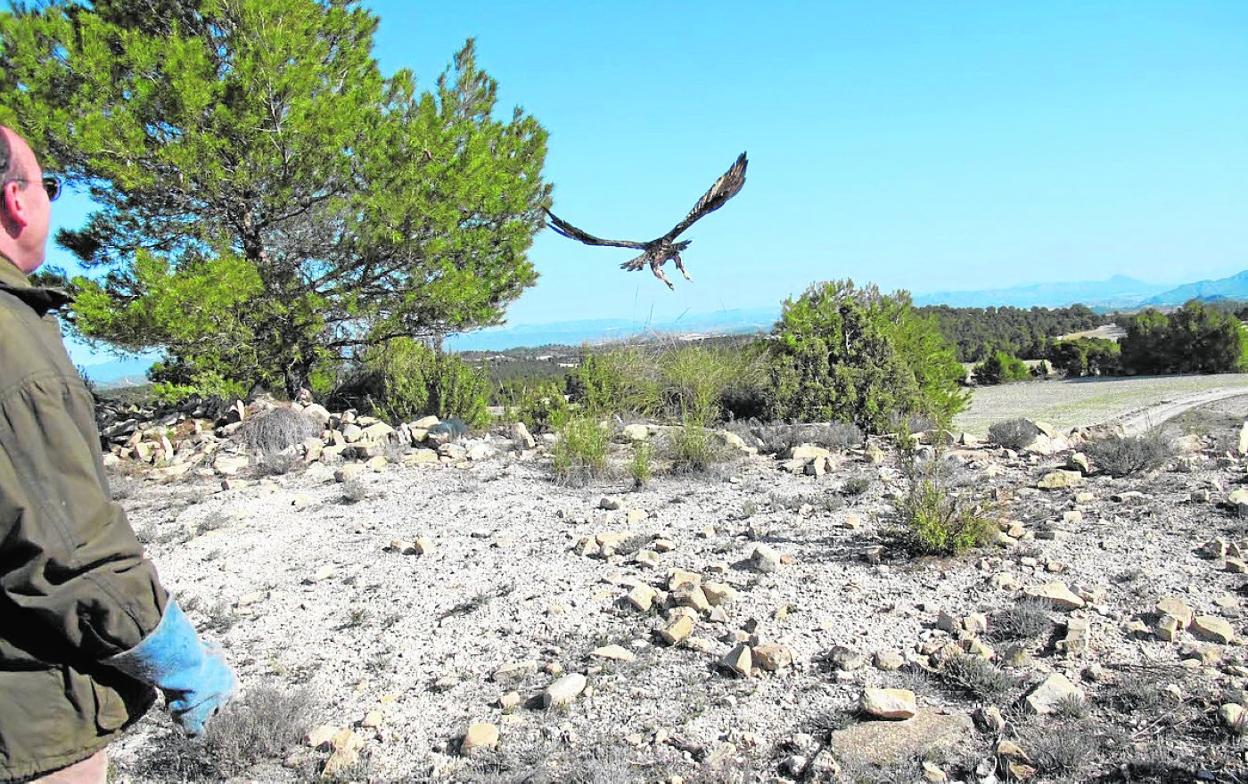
[{"left": 1115, "top": 386, "right": 1248, "bottom": 434}]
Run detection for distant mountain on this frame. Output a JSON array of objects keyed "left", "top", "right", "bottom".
[
  {"left": 913, "top": 275, "right": 1170, "bottom": 309},
  {"left": 445, "top": 307, "right": 781, "bottom": 352},
  {"left": 1142, "top": 270, "right": 1248, "bottom": 307}
]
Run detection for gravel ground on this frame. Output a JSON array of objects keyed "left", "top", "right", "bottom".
[
  {"left": 103, "top": 403, "right": 1248, "bottom": 782},
  {"left": 955, "top": 374, "right": 1248, "bottom": 436}
]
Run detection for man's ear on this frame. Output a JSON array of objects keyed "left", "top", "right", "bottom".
[{"left": 2, "top": 180, "right": 30, "bottom": 229}]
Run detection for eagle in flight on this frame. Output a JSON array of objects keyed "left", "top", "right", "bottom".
[{"left": 544, "top": 152, "right": 748, "bottom": 289}]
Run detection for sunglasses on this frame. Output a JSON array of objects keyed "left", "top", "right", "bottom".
[{"left": 2, "top": 176, "right": 61, "bottom": 202}]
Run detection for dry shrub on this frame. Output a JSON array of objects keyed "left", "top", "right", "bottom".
[{"left": 240, "top": 407, "right": 320, "bottom": 455}]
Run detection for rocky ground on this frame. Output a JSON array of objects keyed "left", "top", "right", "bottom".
[{"left": 97, "top": 393, "right": 1248, "bottom": 783}]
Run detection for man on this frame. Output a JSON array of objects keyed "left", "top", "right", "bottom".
[{"left": 0, "top": 126, "right": 235, "bottom": 783}]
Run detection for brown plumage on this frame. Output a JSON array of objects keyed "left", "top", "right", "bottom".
[{"left": 544, "top": 152, "right": 748, "bottom": 289}]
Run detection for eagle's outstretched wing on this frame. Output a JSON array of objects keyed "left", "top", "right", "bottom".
[
  {"left": 543, "top": 209, "right": 648, "bottom": 249},
  {"left": 660, "top": 152, "right": 748, "bottom": 242}
]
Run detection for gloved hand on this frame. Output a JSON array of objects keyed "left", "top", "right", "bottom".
[{"left": 105, "top": 599, "right": 237, "bottom": 735}]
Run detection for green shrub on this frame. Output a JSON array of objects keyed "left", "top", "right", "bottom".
[
  {"left": 569, "top": 345, "right": 662, "bottom": 419},
  {"left": 894, "top": 456, "right": 995, "bottom": 556},
  {"left": 337, "top": 338, "right": 489, "bottom": 427},
  {"left": 1084, "top": 431, "right": 1174, "bottom": 477},
  {"left": 971, "top": 350, "right": 1031, "bottom": 385},
  {"left": 497, "top": 379, "right": 571, "bottom": 433},
  {"left": 1120, "top": 301, "right": 1248, "bottom": 375},
  {"left": 938, "top": 654, "right": 1017, "bottom": 700},
  {"left": 628, "top": 442, "right": 653, "bottom": 488},
  {"left": 662, "top": 422, "right": 731, "bottom": 474},
  {"left": 988, "top": 418, "right": 1039, "bottom": 450},
  {"left": 658, "top": 344, "right": 765, "bottom": 425},
  {"left": 989, "top": 598, "right": 1054, "bottom": 642},
  {"left": 765, "top": 280, "right": 967, "bottom": 433},
  {"left": 1047, "top": 337, "right": 1121, "bottom": 377},
  {"left": 552, "top": 416, "right": 610, "bottom": 486}
]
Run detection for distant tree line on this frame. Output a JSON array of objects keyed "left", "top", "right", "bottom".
[
  {"left": 918, "top": 304, "right": 1108, "bottom": 362},
  {"left": 1047, "top": 300, "right": 1247, "bottom": 377}
]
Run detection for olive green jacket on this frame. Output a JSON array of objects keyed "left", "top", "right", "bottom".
[{"left": 0, "top": 257, "right": 166, "bottom": 782}]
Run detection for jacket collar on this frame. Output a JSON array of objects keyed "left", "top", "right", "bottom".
[{"left": 0, "top": 255, "right": 72, "bottom": 316}]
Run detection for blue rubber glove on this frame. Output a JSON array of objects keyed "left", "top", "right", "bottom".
[{"left": 105, "top": 599, "right": 237, "bottom": 735}]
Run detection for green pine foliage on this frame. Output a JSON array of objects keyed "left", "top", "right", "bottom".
[
  {"left": 1119, "top": 301, "right": 1248, "bottom": 375},
  {"left": 920, "top": 304, "right": 1107, "bottom": 362},
  {"left": 971, "top": 351, "right": 1031, "bottom": 385},
  {"left": 1046, "top": 337, "right": 1122, "bottom": 377},
  {"left": 0, "top": 2, "right": 549, "bottom": 398},
  {"left": 765, "top": 280, "right": 968, "bottom": 433}
]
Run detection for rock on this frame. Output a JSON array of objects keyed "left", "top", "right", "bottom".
[
  {"left": 829, "top": 646, "right": 866, "bottom": 671},
  {"left": 860, "top": 688, "right": 917, "bottom": 720},
  {"left": 460, "top": 722, "right": 499, "bottom": 755},
  {"left": 1058, "top": 617, "right": 1090, "bottom": 656},
  {"left": 591, "top": 644, "right": 636, "bottom": 663},
  {"left": 673, "top": 585, "right": 711, "bottom": 614},
  {"left": 1201, "top": 538, "right": 1231, "bottom": 559},
  {"left": 975, "top": 706, "right": 1006, "bottom": 734},
  {"left": 1156, "top": 597, "right": 1195, "bottom": 628},
  {"left": 622, "top": 423, "right": 650, "bottom": 442},
  {"left": 785, "top": 444, "right": 832, "bottom": 461},
  {"left": 830, "top": 709, "right": 974, "bottom": 767},
  {"left": 543, "top": 673, "right": 588, "bottom": 708},
  {"left": 668, "top": 569, "right": 701, "bottom": 590},
  {"left": 1227, "top": 558, "right": 1248, "bottom": 575},
  {"left": 213, "top": 453, "right": 250, "bottom": 476},
  {"left": 491, "top": 660, "right": 539, "bottom": 684},
  {"left": 510, "top": 422, "right": 536, "bottom": 450},
  {"left": 634, "top": 550, "right": 661, "bottom": 569},
  {"left": 1025, "top": 673, "right": 1083, "bottom": 714},
  {"left": 334, "top": 464, "right": 366, "bottom": 483},
  {"left": 361, "top": 710, "right": 383, "bottom": 729},
  {"left": 1155, "top": 614, "right": 1182, "bottom": 642},
  {"left": 1067, "top": 453, "right": 1092, "bottom": 475},
  {"left": 625, "top": 585, "right": 658, "bottom": 612},
  {"left": 499, "top": 691, "right": 522, "bottom": 711},
  {"left": 599, "top": 496, "right": 623, "bottom": 510},
  {"left": 719, "top": 644, "right": 752, "bottom": 677},
  {"left": 753, "top": 643, "right": 793, "bottom": 671},
  {"left": 305, "top": 725, "right": 339, "bottom": 749},
  {"left": 1193, "top": 615, "right": 1236, "bottom": 644},
  {"left": 322, "top": 729, "right": 364, "bottom": 777},
  {"left": 1238, "top": 421, "right": 1248, "bottom": 456},
  {"left": 1024, "top": 582, "right": 1085, "bottom": 610},
  {"left": 702, "top": 582, "right": 738, "bottom": 606},
  {"left": 1219, "top": 703, "right": 1246, "bottom": 733},
  {"left": 874, "top": 650, "right": 906, "bottom": 671},
  {"left": 467, "top": 443, "right": 496, "bottom": 461},
  {"left": 658, "top": 615, "right": 694, "bottom": 645},
  {"left": 750, "top": 544, "right": 782, "bottom": 573},
  {"left": 1037, "top": 470, "right": 1084, "bottom": 490}
]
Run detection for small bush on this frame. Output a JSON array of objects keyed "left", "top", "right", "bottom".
[
  {"left": 341, "top": 477, "right": 375, "bottom": 503},
  {"left": 972, "top": 351, "right": 1032, "bottom": 385},
  {"left": 240, "top": 408, "right": 321, "bottom": 455},
  {"left": 1016, "top": 717, "right": 1105, "bottom": 779},
  {"left": 336, "top": 338, "right": 490, "bottom": 427},
  {"left": 203, "top": 686, "right": 316, "bottom": 776},
  {"left": 663, "top": 423, "right": 731, "bottom": 474},
  {"left": 629, "top": 442, "right": 653, "bottom": 489},
  {"left": 749, "top": 422, "right": 864, "bottom": 455},
  {"left": 988, "top": 598, "right": 1053, "bottom": 642},
  {"left": 894, "top": 463, "right": 995, "bottom": 556},
  {"left": 988, "top": 418, "right": 1039, "bottom": 450},
  {"left": 840, "top": 472, "right": 873, "bottom": 497},
  {"left": 258, "top": 450, "right": 300, "bottom": 476},
  {"left": 1084, "top": 431, "right": 1174, "bottom": 477},
  {"left": 552, "top": 416, "right": 610, "bottom": 486},
  {"left": 938, "top": 654, "right": 1017, "bottom": 700},
  {"left": 569, "top": 346, "right": 662, "bottom": 419},
  {"left": 498, "top": 379, "right": 571, "bottom": 433}
]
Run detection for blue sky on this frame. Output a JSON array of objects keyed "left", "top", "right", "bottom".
[{"left": 38, "top": 1, "right": 1248, "bottom": 366}]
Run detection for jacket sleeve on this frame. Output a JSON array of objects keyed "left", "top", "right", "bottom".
[{"left": 0, "top": 372, "right": 167, "bottom": 659}]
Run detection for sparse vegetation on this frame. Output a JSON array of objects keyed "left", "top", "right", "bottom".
[
  {"left": 1015, "top": 717, "right": 1108, "bottom": 779},
  {"left": 662, "top": 423, "right": 732, "bottom": 474},
  {"left": 498, "top": 379, "right": 571, "bottom": 433},
  {"left": 628, "top": 442, "right": 653, "bottom": 488},
  {"left": 240, "top": 407, "right": 320, "bottom": 456},
  {"left": 551, "top": 416, "right": 610, "bottom": 486},
  {"left": 988, "top": 418, "right": 1039, "bottom": 450},
  {"left": 840, "top": 472, "right": 873, "bottom": 496},
  {"left": 338, "top": 338, "right": 490, "bottom": 427},
  {"left": 1084, "top": 431, "right": 1175, "bottom": 477},
  {"left": 988, "top": 598, "right": 1053, "bottom": 642},
  {"left": 937, "top": 654, "right": 1016, "bottom": 700},
  {"left": 893, "top": 454, "right": 995, "bottom": 556},
  {"left": 340, "top": 477, "right": 376, "bottom": 503}
]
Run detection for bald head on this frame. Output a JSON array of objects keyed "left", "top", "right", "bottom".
[{"left": 0, "top": 126, "right": 52, "bottom": 274}]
